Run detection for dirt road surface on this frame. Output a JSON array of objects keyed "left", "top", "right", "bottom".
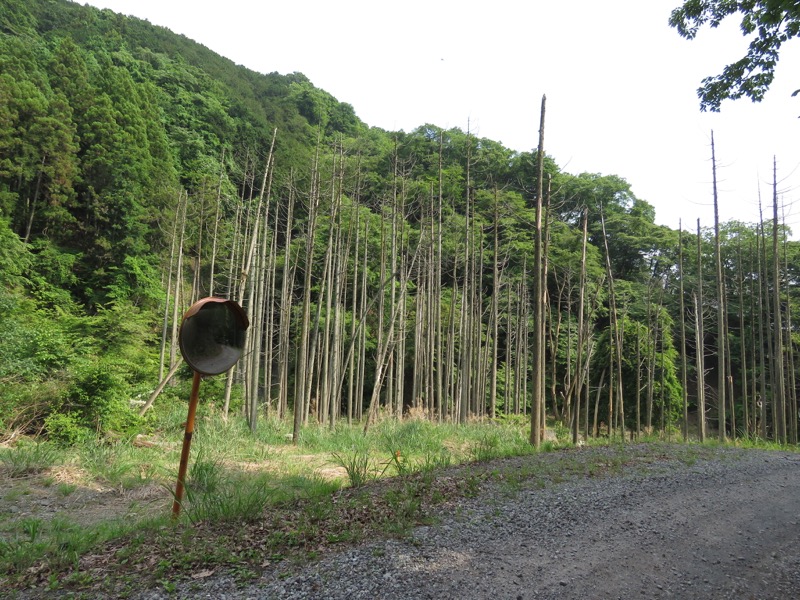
[{"left": 239, "top": 446, "right": 800, "bottom": 600}]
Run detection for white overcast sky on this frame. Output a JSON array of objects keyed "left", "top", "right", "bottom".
[{"left": 81, "top": 0, "right": 800, "bottom": 234}]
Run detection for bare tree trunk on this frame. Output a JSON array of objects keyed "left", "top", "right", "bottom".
[
  {"left": 246, "top": 146, "right": 276, "bottom": 430},
  {"left": 782, "top": 217, "right": 798, "bottom": 444},
  {"left": 679, "top": 222, "right": 689, "bottom": 441},
  {"left": 636, "top": 329, "right": 642, "bottom": 439},
  {"left": 376, "top": 203, "right": 388, "bottom": 416},
  {"left": 479, "top": 219, "right": 489, "bottom": 420},
  {"left": 191, "top": 185, "right": 205, "bottom": 306},
  {"left": 357, "top": 219, "right": 369, "bottom": 422},
  {"left": 747, "top": 239, "right": 759, "bottom": 436},
  {"left": 348, "top": 205, "right": 360, "bottom": 424},
  {"left": 573, "top": 208, "right": 589, "bottom": 444},
  {"left": 541, "top": 179, "right": 552, "bottom": 436},
  {"left": 584, "top": 339, "right": 593, "bottom": 439},
  {"left": 436, "top": 134, "right": 445, "bottom": 422},
  {"left": 263, "top": 213, "right": 280, "bottom": 418},
  {"left": 521, "top": 277, "right": 531, "bottom": 419},
  {"left": 659, "top": 294, "right": 667, "bottom": 438},
  {"left": 445, "top": 267, "right": 458, "bottom": 419},
  {"left": 329, "top": 148, "right": 349, "bottom": 427},
  {"left": 695, "top": 218, "right": 707, "bottom": 441},
  {"left": 245, "top": 217, "right": 264, "bottom": 425},
  {"left": 416, "top": 190, "right": 432, "bottom": 416},
  {"left": 490, "top": 189, "right": 501, "bottom": 419},
  {"left": 646, "top": 286, "right": 657, "bottom": 432},
  {"left": 549, "top": 277, "right": 565, "bottom": 423},
  {"left": 608, "top": 312, "right": 615, "bottom": 437},
  {"left": 231, "top": 135, "right": 276, "bottom": 423},
  {"left": 530, "top": 95, "right": 547, "bottom": 448},
  {"left": 759, "top": 207, "right": 777, "bottom": 440},
  {"left": 724, "top": 277, "right": 736, "bottom": 440},
  {"left": 412, "top": 273, "right": 424, "bottom": 412},
  {"left": 170, "top": 192, "right": 188, "bottom": 370},
  {"left": 711, "top": 132, "right": 727, "bottom": 441},
  {"left": 737, "top": 242, "right": 748, "bottom": 437},
  {"left": 394, "top": 172, "right": 408, "bottom": 419},
  {"left": 328, "top": 211, "right": 345, "bottom": 428},
  {"left": 277, "top": 182, "right": 296, "bottom": 420},
  {"left": 306, "top": 195, "right": 334, "bottom": 424},
  {"left": 512, "top": 292, "right": 521, "bottom": 417},
  {"left": 208, "top": 149, "right": 225, "bottom": 297},
  {"left": 318, "top": 159, "right": 339, "bottom": 424},
  {"left": 222, "top": 158, "right": 255, "bottom": 419},
  {"left": 457, "top": 130, "right": 472, "bottom": 424},
  {"left": 139, "top": 361, "right": 182, "bottom": 416},
  {"left": 331, "top": 263, "right": 401, "bottom": 428},
  {"left": 159, "top": 190, "right": 183, "bottom": 382},
  {"left": 772, "top": 157, "right": 786, "bottom": 443},
  {"left": 563, "top": 270, "right": 573, "bottom": 427}
]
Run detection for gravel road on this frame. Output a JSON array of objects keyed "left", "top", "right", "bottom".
[{"left": 131, "top": 444, "right": 799, "bottom": 600}]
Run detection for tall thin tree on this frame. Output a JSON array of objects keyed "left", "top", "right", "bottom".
[{"left": 530, "top": 95, "right": 547, "bottom": 448}]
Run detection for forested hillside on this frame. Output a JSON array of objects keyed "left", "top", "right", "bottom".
[{"left": 1, "top": 0, "right": 798, "bottom": 445}]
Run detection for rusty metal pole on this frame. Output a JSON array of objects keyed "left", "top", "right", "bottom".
[{"left": 172, "top": 370, "right": 202, "bottom": 518}]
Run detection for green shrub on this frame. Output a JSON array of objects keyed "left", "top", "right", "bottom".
[
  {"left": 60, "top": 360, "right": 142, "bottom": 436},
  {"left": 44, "top": 412, "right": 91, "bottom": 446}
]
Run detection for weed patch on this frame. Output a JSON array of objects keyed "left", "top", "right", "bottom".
[
  {"left": 0, "top": 441, "right": 62, "bottom": 477},
  {"left": 331, "top": 448, "right": 374, "bottom": 487}
]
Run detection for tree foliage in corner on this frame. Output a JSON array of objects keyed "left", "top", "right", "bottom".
[{"left": 669, "top": 0, "right": 800, "bottom": 110}]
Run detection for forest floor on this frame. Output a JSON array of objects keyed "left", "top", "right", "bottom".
[
  {"left": 4, "top": 442, "right": 800, "bottom": 599},
  {"left": 0, "top": 463, "right": 169, "bottom": 532}
]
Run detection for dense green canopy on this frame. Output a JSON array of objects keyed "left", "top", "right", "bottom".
[{"left": 0, "top": 0, "right": 797, "bottom": 445}]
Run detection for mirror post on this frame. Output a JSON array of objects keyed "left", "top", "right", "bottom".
[
  {"left": 172, "top": 370, "right": 202, "bottom": 518},
  {"left": 171, "top": 297, "right": 248, "bottom": 520}
]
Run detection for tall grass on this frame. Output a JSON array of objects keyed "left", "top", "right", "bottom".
[
  {"left": 181, "top": 469, "right": 273, "bottom": 524},
  {"left": 79, "top": 438, "right": 163, "bottom": 489},
  {"left": 330, "top": 448, "right": 374, "bottom": 487},
  {"left": 0, "top": 440, "right": 62, "bottom": 477}
]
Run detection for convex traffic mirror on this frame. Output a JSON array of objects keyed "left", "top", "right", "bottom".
[{"left": 178, "top": 297, "right": 249, "bottom": 376}]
